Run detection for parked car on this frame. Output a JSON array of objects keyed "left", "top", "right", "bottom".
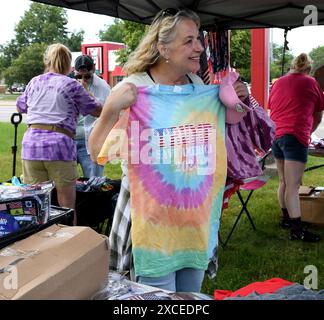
[{"left": 9, "top": 83, "right": 26, "bottom": 94}]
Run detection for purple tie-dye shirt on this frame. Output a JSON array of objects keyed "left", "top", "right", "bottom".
[{"left": 17, "top": 72, "right": 100, "bottom": 161}]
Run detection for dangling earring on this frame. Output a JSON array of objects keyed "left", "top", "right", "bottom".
[{"left": 165, "top": 58, "right": 169, "bottom": 64}]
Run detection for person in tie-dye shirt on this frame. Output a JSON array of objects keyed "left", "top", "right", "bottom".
[
  {"left": 90, "top": 9, "right": 249, "bottom": 292},
  {"left": 16, "top": 43, "right": 102, "bottom": 225}
]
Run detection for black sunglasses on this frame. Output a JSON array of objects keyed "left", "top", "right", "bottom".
[
  {"left": 75, "top": 73, "right": 92, "bottom": 80},
  {"left": 161, "top": 8, "right": 179, "bottom": 17},
  {"left": 153, "top": 8, "right": 180, "bottom": 23}
]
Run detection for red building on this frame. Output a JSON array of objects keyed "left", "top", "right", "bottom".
[{"left": 81, "top": 41, "right": 126, "bottom": 87}]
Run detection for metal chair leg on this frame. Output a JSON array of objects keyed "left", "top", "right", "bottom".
[
  {"left": 236, "top": 190, "right": 256, "bottom": 230},
  {"left": 222, "top": 190, "right": 257, "bottom": 248},
  {"left": 222, "top": 206, "right": 245, "bottom": 248}
]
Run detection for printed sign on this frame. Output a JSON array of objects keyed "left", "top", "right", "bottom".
[{"left": 86, "top": 47, "right": 103, "bottom": 74}]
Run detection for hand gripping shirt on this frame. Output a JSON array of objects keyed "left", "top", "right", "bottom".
[{"left": 99, "top": 84, "right": 226, "bottom": 277}]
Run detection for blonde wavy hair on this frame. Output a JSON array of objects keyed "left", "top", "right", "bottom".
[
  {"left": 123, "top": 8, "right": 200, "bottom": 75},
  {"left": 44, "top": 43, "right": 72, "bottom": 75},
  {"left": 290, "top": 53, "right": 312, "bottom": 74}
]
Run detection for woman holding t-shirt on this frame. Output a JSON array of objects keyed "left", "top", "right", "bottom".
[
  {"left": 269, "top": 53, "right": 324, "bottom": 242},
  {"left": 89, "top": 9, "right": 249, "bottom": 292}
]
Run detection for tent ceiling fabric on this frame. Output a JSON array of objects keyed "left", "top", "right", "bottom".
[{"left": 32, "top": 0, "right": 324, "bottom": 29}]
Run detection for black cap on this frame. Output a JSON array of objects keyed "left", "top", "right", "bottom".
[{"left": 74, "top": 55, "right": 94, "bottom": 71}]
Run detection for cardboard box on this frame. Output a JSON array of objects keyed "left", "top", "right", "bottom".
[
  {"left": 299, "top": 186, "right": 324, "bottom": 225},
  {"left": 0, "top": 224, "right": 109, "bottom": 300}
]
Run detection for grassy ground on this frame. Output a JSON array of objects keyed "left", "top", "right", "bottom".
[
  {"left": 0, "top": 122, "right": 121, "bottom": 181},
  {"left": 1, "top": 121, "right": 324, "bottom": 295},
  {"left": 202, "top": 158, "right": 324, "bottom": 295},
  {"left": 0, "top": 93, "right": 21, "bottom": 102}
]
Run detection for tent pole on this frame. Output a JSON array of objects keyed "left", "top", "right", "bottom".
[
  {"left": 251, "top": 29, "right": 269, "bottom": 108},
  {"left": 281, "top": 27, "right": 290, "bottom": 76}
]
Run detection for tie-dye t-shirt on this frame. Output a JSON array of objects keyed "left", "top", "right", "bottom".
[
  {"left": 16, "top": 72, "right": 99, "bottom": 161},
  {"left": 99, "top": 84, "right": 227, "bottom": 277}
]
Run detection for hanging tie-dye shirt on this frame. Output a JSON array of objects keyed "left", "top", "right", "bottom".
[{"left": 99, "top": 84, "right": 226, "bottom": 277}]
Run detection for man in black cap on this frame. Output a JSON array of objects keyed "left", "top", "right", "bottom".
[{"left": 74, "top": 54, "right": 111, "bottom": 178}]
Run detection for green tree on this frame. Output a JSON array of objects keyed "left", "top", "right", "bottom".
[
  {"left": 99, "top": 19, "right": 146, "bottom": 65},
  {"left": 65, "top": 30, "right": 85, "bottom": 51},
  {"left": 15, "top": 3, "right": 68, "bottom": 48},
  {"left": 0, "top": 40, "right": 20, "bottom": 77},
  {"left": 117, "top": 21, "right": 147, "bottom": 65},
  {"left": 270, "top": 43, "right": 294, "bottom": 80},
  {"left": 4, "top": 43, "right": 48, "bottom": 86},
  {"left": 99, "top": 18, "right": 124, "bottom": 43},
  {"left": 309, "top": 46, "right": 324, "bottom": 73},
  {"left": 230, "top": 30, "right": 251, "bottom": 82},
  {"left": 0, "top": 2, "right": 84, "bottom": 84}
]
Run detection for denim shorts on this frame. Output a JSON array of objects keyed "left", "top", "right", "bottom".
[{"left": 272, "top": 134, "right": 308, "bottom": 163}]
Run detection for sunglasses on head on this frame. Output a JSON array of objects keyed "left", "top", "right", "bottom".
[
  {"left": 153, "top": 7, "right": 180, "bottom": 23},
  {"left": 161, "top": 8, "right": 180, "bottom": 17},
  {"left": 75, "top": 73, "right": 92, "bottom": 80}
]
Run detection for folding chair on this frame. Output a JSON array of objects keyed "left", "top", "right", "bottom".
[{"left": 221, "top": 150, "right": 271, "bottom": 248}]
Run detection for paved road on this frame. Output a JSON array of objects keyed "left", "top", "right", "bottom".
[{"left": 0, "top": 101, "right": 26, "bottom": 123}]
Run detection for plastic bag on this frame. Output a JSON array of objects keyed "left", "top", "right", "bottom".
[{"left": 0, "top": 180, "right": 54, "bottom": 237}]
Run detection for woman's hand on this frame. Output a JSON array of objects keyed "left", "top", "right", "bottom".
[
  {"left": 88, "top": 82, "right": 137, "bottom": 162},
  {"left": 233, "top": 80, "right": 249, "bottom": 102},
  {"left": 107, "top": 82, "right": 137, "bottom": 113}
]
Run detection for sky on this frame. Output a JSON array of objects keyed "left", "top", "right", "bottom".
[
  {"left": 1, "top": 0, "right": 324, "bottom": 55},
  {"left": 0, "top": 0, "right": 114, "bottom": 46}
]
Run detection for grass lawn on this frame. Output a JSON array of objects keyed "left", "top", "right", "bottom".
[
  {"left": 0, "top": 122, "right": 121, "bottom": 181},
  {"left": 202, "top": 157, "right": 324, "bottom": 295},
  {"left": 0, "top": 93, "right": 21, "bottom": 102},
  {"left": 1, "top": 121, "right": 324, "bottom": 295}
]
